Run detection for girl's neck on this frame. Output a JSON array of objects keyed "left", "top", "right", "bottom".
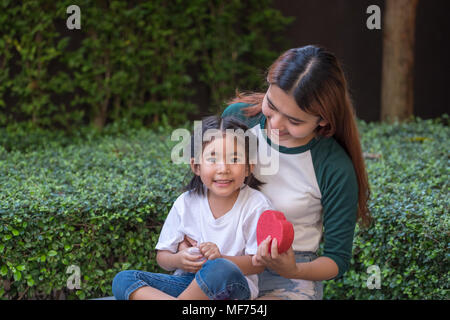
[{"left": 207, "top": 188, "right": 240, "bottom": 219}]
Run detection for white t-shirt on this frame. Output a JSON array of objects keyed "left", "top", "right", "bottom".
[{"left": 156, "top": 184, "right": 274, "bottom": 299}]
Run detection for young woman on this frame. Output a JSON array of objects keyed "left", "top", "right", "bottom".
[{"left": 178, "top": 45, "right": 371, "bottom": 299}]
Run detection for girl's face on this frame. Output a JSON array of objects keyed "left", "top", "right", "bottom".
[
  {"left": 190, "top": 134, "right": 253, "bottom": 199},
  {"left": 262, "top": 85, "right": 328, "bottom": 147}
]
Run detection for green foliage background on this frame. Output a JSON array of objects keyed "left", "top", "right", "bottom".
[
  {"left": 322, "top": 117, "right": 449, "bottom": 299},
  {"left": 0, "top": 117, "right": 448, "bottom": 299},
  {"left": 1, "top": 0, "right": 448, "bottom": 300},
  {"left": 0, "top": 0, "right": 292, "bottom": 130}
]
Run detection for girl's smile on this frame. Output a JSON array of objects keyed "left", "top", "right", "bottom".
[
  {"left": 191, "top": 134, "right": 254, "bottom": 201},
  {"left": 213, "top": 179, "right": 233, "bottom": 187}
]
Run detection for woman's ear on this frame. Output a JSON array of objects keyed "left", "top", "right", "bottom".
[
  {"left": 318, "top": 117, "right": 329, "bottom": 127},
  {"left": 190, "top": 158, "right": 200, "bottom": 175},
  {"left": 246, "top": 163, "right": 255, "bottom": 176}
]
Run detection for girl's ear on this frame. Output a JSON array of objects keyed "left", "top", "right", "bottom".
[{"left": 190, "top": 158, "right": 200, "bottom": 175}]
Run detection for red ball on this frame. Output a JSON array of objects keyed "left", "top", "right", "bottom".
[{"left": 256, "top": 210, "right": 294, "bottom": 254}]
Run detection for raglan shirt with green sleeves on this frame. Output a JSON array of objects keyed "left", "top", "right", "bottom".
[{"left": 221, "top": 103, "right": 358, "bottom": 279}]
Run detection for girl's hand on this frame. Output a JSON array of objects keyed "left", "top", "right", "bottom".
[
  {"left": 199, "top": 242, "right": 222, "bottom": 260},
  {"left": 175, "top": 248, "right": 206, "bottom": 273},
  {"left": 254, "top": 236, "right": 299, "bottom": 279}
]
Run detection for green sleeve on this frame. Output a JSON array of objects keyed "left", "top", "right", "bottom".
[
  {"left": 221, "top": 103, "right": 262, "bottom": 128},
  {"left": 311, "top": 138, "right": 358, "bottom": 279}
]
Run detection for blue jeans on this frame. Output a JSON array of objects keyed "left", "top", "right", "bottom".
[{"left": 112, "top": 258, "right": 250, "bottom": 300}]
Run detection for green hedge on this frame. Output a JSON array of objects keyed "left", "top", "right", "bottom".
[
  {"left": 0, "top": 0, "right": 292, "bottom": 130},
  {"left": 0, "top": 122, "right": 192, "bottom": 299},
  {"left": 323, "top": 116, "right": 449, "bottom": 299},
  {"left": 0, "top": 117, "right": 448, "bottom": 299}
]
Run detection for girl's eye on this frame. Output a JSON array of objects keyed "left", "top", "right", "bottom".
[
  {"left": 231, "top": 157, "right": 241, "bottom": 163},
  {"left": 289, "top": 120, "right": 302, "bottom": 126},
  {"left": 206, "top": 157, "right": 216, "bottom": 163}
]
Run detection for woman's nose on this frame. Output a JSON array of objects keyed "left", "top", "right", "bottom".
[{"left": 270, "top": 113, "right": 285, "bottom": 131}]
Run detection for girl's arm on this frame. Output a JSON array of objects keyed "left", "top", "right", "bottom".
[{"left": 156, "top": 249, "right": 206, "bottom": 273}]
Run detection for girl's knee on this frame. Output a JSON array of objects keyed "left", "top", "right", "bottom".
[
  {"left": 198, "top": 258, "right": 245, "bottom": 285},
  {"left": 195, "top": 258, "right": 249, "bottom": 300},
  {"left": 112, "top": 270, "right": 137, "bottom": 300}
]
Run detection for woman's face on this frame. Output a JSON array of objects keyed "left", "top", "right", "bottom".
[
  {"left": 190, "top": 134, "right": 253, "bottom": 199},
  {"left": 262, "top": 85, "right": 328, "bottom": 147}
]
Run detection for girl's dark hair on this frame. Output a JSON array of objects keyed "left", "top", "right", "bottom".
[
  {"left": 227, "top": 45, "right": 371, "bottom": 227},
  {"left": 184, "top": 115, "right": 264, "bottom": 196}
]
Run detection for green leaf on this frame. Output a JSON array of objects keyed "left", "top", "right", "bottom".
[
  {"left": 47, "top": 250, "right": 57, "bottom": 257},
  {"left": 76, "top": 290, "right": 86, "bottom": 300},
  {"left": 0, "top": 265, "right": 8, "bottom": 276},
  {"left": 13, "top": 270, "right": 22, "bottom": 281},
  {"left": 16, "top": 264, "right": 26, "bottom": 271}
]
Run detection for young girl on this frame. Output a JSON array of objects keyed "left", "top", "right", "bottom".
[
  {"left": 112, "top": 115, "right": 274, "bottom": 300},
  {"left": 182, "top": 45, "right": 371, "bottom": 299}
]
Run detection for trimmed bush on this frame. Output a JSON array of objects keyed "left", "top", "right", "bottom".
[
  {"left": 0, "top": 117, "right": 448, "bottom": 299},
  {"left": 323, "top": 116, "right": 449, "bottom": 299},
  {"left": 0, "top": 124, "right": 192, "bottom": 299}
]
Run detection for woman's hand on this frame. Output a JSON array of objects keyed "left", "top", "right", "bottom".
[
  {"left": 199, "top": 242, "right": 222, "bottom": 260},
  {"left": 253, "top": 235, "right": 300, "bottom": 279},
  {"left": 175, "top": 248, "right": 206, "bottom": 273},
  {"left": 177, "top": 235, "right": 198, "bottom": 252}
]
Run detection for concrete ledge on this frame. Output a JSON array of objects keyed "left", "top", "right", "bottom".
[{"left": 91, "top": 296, "right": 116, "bottom": 300}]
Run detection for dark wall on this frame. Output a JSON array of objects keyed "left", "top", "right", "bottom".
[{"left": 273, "top": 0, "right": 449, "bottom": 122}]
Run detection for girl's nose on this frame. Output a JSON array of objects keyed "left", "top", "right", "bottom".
[{"left": 216, "top": 161, "right": 231, "bottom": 173}]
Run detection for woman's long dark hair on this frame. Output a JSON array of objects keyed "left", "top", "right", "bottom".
[
  {"left": 227, "top": 45, "right": 371, "bottom": 227},
  {"left": 184, "top": 115, "right": 264, "bottom": 196}
]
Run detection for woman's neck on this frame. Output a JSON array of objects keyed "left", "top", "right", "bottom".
[{"left": 207, "top": 188, "right": 240, "bottom": 219}]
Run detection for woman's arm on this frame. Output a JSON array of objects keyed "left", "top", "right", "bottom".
[
  {"left": 222, "top": 255, "right": 265, "bottom": 276},
  {"left": 198, "top": 241, "right": 265, "bottom": 276},
  {"left": 295, "top": 256, "right": 338, "bottom": 281},
  {"left": 254, "top": 236, "right": 338, "bottom": 281}
]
